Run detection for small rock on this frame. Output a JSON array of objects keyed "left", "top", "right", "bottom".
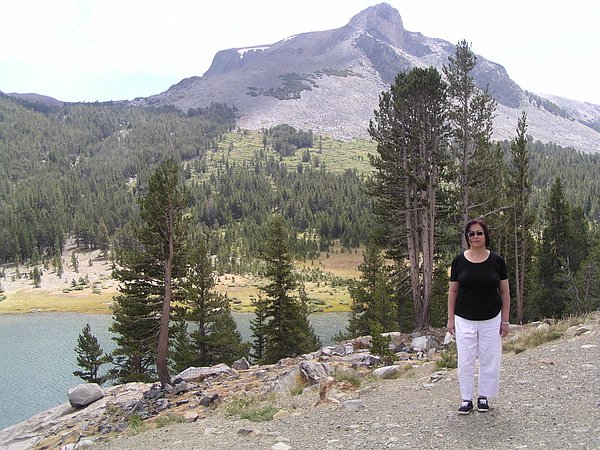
[
  {"left": 184, "top": 411, "right": 199, "bottom": 423},
  {"left": 238, "top": 428, "right": 261, "bottom": 436},
  {"left": 272, "top": 443, "right": 292, "bottom": 450},
  {"left": 199, "top": 393, "right": 219, "bottom": 407},
  {"left": 273, "top": 409, "right": 290, "bottom": 420},
  {"left": 537, "top": 323, "right": 551, "bottom": 333},
  {"left": 173, "top": 381, "right": 189, "bottom": 394},
  {"left": 342, "top": 399, "right": 366, "bottom": 412}
]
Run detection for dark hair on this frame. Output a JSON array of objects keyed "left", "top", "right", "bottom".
[{"left": 464, "top": 218, "right": 490, "bottom": 248}]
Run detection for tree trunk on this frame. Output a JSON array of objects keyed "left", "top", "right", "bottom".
[{"left": 156, "top": 214, "right": 174, "bottom": 388}]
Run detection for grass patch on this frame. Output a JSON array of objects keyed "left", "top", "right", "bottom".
[
  {"left": 290, "top": 385, "right": 304, "bottom": 396},
  {"left": 154, "top": 413, "right": 185, "bottom": 428},
  {"left": 502, "top": 327, "right": 564, "bottom": 354},
  {"left": 127, "top": 414, "right": 147, "bottom": 433},
  {"left": 503, "top": 321, "right": 570, "bottom": 354},
  {"left": 206, "top": 131, "right": 375, "bottom": 177},
  {"left": 334, "top": 370, "right": 362, "bottom": 387},
  {"left": 0, "top": 289, "right": 114, "bottom": 314},
  {"left": 225, "top": 395, "right": 278, "bottom": 422}
]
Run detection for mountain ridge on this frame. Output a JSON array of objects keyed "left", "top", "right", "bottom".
[
  {"left": 3, "top": 3, "right": 599, "bottom": 153},
  {"left": 140, "top": 3, "right": 600, "bottom": 153}
]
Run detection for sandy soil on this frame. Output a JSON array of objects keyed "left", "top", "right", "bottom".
[
  {"left": 0, "top": 243, "right": 361, "bottom": 315},
  {"left": 0, "top": 241, "right": 118, "bottom": 314}
]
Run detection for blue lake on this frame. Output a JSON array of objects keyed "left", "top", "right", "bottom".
[{"left": 0, "top": 312, "right": 348, "bottom": 430}]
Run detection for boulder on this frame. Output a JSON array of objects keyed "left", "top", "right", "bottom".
[
  {"left": 352, "top": 336, "right": 372, "bottom": 349},
  {"left": 68, "top": 383, "right": 104, "bottom": 407},
  {"left": 274, "top": 367, "right": 304, "bottom": 394},
  {"left": 343, "top": 352, "right": 381, "bottom": 368},
  {"left": 176, "top": 363, "right": 237, "bottom": 382},
  {"left": 410, "top": 335, "right": 439, "bottom": 352},
  {"left": 299, "top": 361, "right": 333, "bottom": 384},
  {"left": 184, "top": 411, "right": 199, "bottom": 423},
  {"left": 320, "top": 343, "right": 354, "bottom": 357},
  {"left": 232, "top": 357, "right": 251, "bottom": 370},
  {"left": 564, "top": 325, "right": 593, "bottom": 339},
  {"left": 372, "top": 365, "right": 401, "bottom": 379}
]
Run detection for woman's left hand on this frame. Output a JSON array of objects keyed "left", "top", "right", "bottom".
[{"left": 500, "top": 322, "right": 510, "bottom": 337}]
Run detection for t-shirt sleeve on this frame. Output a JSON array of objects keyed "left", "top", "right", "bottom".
[{"left": 450, "top": 255, "right": 459, "bottom": 281}]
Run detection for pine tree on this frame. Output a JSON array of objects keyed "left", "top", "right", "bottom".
[
  {"left": 529, "top": 178, "right": 589, "bottom": 319},
  {"left": 31, "top": 266, "right": 41, "bottom": 288},
  {"left": 443, "top": 40, "right": 497, "bottom": 240},
  {"left": 258, "top": 215, "right": 320, "bottom": 363},
  {"left": 97, "top": 220, "right": 110, "bottom": 258},
  {"left": 348, "top": 240, "right": 397, "bottom": 337},
  {"left": 74, "top": 323, "right": 108, "bottom": 384},
  {"left": 508, "top": 112, "right": 533, "bottom": 323},
  {"left": 368, "top": 67, "right": 448, "bottom": 329},
  {"left": 565, "top": 231, "right": 600, "bottom": 315},
  {"left": 369, "top": 321, "right": 396, "bottom": 366},
  {"left": 175, "top": 238, "right": 248, "bottom": 368},
  {"left": 249, "top": 295, "right": 268, "bottom": 361},
  {"left": 170, "top": 319, "right": 198, "bottom": 375},
  {"left": 71, "top": 251, "right": 79, "bottom": 273},
  {"left": 110, "top": 158, "right": 190, "bottom": 386}
]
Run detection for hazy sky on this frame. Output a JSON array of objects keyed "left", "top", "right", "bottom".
[{"left": 1, "top": 0, "right": 598, "bottom": 104}]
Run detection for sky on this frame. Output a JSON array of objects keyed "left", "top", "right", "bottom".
[{"left": 1, "top": 0, "right": 599, "bottom": 104}]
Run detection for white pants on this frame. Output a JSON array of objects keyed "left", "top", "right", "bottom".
[{"left": 455, "top": 313, "right": 502, "bottom": 400}]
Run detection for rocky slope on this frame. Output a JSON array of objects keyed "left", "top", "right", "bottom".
[
  {"left": 1, "top": 313, "right": 598, "bottom": 450},
  {"left": 141, "top": 3, "right": 600, "bottom": 154}
]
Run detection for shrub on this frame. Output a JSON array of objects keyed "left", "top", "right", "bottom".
[
  {"left": 369, "top": 321, "right": 396, "bottom": 365},
  {"left": 127, "top": 414, "right": 146, "bottom": 433},
  {"left": 436, "top": 342, "right": 458, "bottom": 369},
  {"left": 154, "top": 413, "right": 185, "bottom": 428}
]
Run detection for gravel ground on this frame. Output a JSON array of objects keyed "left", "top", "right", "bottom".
[{"left": 91, "top": 325, "right": 599, "bottom": 450}]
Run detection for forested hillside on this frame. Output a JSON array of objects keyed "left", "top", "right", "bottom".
[
  {"left": 1, "top": 92, "right": 600, "bottom": 270},
  {"left": 0, "top": 94, "right": 374, "bottom": 267}
]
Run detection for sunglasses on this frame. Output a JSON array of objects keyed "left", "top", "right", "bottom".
[{"left": 468, "top": 231, "right": 484, "bottom": 237}]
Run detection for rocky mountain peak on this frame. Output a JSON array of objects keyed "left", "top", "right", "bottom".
[
  {"left": 142, "top": 3, "right": 600, "bottom": 153},
  {"left": 347, "top": 2, "right": 406, "bottom": 47}
]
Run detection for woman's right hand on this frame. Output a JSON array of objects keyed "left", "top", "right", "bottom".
[{"left": 447, "top": 317, "right": 455, "bottom": 335}]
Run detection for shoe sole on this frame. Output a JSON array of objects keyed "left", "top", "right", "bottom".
[
  {"left": 457, "top": 410, "right": 472, "bottom": 415},
  {"left": 477, "top": 408, "right": 489, "bottom": 412}
]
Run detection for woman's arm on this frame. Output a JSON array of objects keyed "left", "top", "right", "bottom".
[
  {"left": 499, "top": 278, "right": 510, "bottom": 337},
  {"left": 447, "top": 281, "right": 459, "bottom": 335}
]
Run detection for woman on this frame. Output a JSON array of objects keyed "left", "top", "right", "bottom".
[{"left": 447, "top": 218, "right": 510, "bottom": 414}]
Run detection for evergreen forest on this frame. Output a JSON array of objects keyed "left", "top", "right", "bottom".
[{"left": 2, "top": 41, "right": 600, "bottom": 358}]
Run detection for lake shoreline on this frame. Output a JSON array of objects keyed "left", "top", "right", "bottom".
[{"left": 0, "top": 311, "right": 350, "bottom": 430}]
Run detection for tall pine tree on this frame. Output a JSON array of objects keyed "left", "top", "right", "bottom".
[
  {"left": 172, "top": 237, "right": 248, "bottom": 370},
  {"left": 368, "top": 67, "right": 448, "bottom": 329},
  {"left": 110, "top": 158, "right": 189, "bottom": 385},
  {"left": 508, "top": 112, "right": 533, "bottom": 323},
  {"left": 443, "top": 40, "right": 497, "bottom": 243},
  {"left": 258, "top": 215, "right": 320, "bottom": 363},
  {"left": 348, "top": 240, "right": 397, "bottom": 336}
]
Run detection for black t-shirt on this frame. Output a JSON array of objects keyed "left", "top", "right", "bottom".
[{"left": 450, "top": 251, "right": 508, "bottom": 320}]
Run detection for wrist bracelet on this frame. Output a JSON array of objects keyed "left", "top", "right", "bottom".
[{"left": 501, "top": 321, "right": 509, "bottom": 325}]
